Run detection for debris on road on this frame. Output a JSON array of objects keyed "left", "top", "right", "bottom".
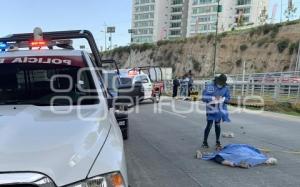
[
  {"left": 195, "top": 150, "right": 203, "bottom": 159},
  {"left": 265, "top": 157, "right": 278, "bottom": 165},
  {"left": 222, "top": 132, "right": 235, "bottom": 138}
]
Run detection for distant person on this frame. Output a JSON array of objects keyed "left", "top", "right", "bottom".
[
  {"left": 201, "top": 74, "right": 231, "bottom": 150},
  {"left": 188, "top": 74, "right": 193, "bottom": 97},
  {"left": 173, "top": 77, "right": 180, "bottom": 98},
  {"left": 180, "top": 75, "right": 189, "bottom": 97}
]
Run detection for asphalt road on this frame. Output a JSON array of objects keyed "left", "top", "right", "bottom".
[{"left": 125, "top": 98, "right": 300, "bottom": 187}]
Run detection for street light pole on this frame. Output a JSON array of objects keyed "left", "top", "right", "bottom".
[
  {"left": 212, "top": 0, "right": 220, "bottom": 76},
  {"left": 296, "top": 41, "right": 300, "bottom": 72},
  {"left": 130, "top": 32, "right": 132, "bottom": 66},
  {"left": 101, "top": 24, "right": 107, "bottom": 51},
  {"left": 128, "top": 29, "right": 135, "bottom": 67}
]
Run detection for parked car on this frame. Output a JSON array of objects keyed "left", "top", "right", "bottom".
[
  {"left": 0, "top": 29, "right": 128, "bottom": 187},
  {"left": 102, "top": 60, "right": 144, "bottom": 105},
  {"left": 120, "top": 66, "right": 164, "bottom": 103}
]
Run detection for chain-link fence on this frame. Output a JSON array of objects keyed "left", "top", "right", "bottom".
[{"left": 164, "top": 71, "right": 300, "bottom": 103}]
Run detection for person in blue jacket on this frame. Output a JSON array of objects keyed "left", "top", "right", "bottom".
[{"left": 201, "top": 74, "right": 231, "bottom": 149}]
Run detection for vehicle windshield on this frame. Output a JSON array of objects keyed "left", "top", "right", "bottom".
[
  {"left": 120, "top": 77, "right": 132, "bottom": 85},
  {"left": 103, "top": 72, "right": 120, "bottom": 91},
  {"left": 0, "top": 57, "right": 98, "bottom": 106}
]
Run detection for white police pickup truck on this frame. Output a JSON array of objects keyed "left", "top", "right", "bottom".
[{"left": 0, "top": 29, "right": 128, "bottom": 187}]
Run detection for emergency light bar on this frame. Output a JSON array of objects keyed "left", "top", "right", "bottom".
[
  {"left": 0, "top": 42, "right": 8, "bottom": 51},
  {"left": 30, "top": 41, "right": 47, "bottom": 48},
  {"left": 0, "top": 28, "right": 102, "bottom": 66}
]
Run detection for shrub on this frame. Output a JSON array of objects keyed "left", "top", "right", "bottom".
[
  {"left": 249, "top": 28, "right": 256, "bottom": 37},
  {"left": 277, "top": 39, "right": 290, "bottom": 53},
  {"left": 289, "top": 42, "right": 299, "bottom": 55},
  {"left": 257, "top": 37, "right": 269, "bottom": 47},
  {"left": 220, "top": 32, "right": 228, "bottom": 38},
  {"left": 140, "top": 43, "right": 156, "bottom": 51},
  {"left": 284, "top": 19, "right": 300, "bottom": 26},
  {"left": 220, "top": 44, "right": 227, "bottom": 49},
  {"left": 110, "top": 46, "right": 131, "bottom": 55},
  {"left": 157, "top": 40, "right": 169, "bottom": 46},
  {"left": 206, "top": 33, "right": 214, "bottom": 43},
  {"left": 264, "top": 43, "right": 269, "bottom": 48},
  {"left": 236, "top": 59, "right": 242, "bottom": 67},
  {"left": 270, "top": 25, "right": 280, "bottom": 38},
  {"left": 240, "top": 44, "right": 248, "bottom": 51},
  {"left": 177, "top": 46, "right": 184, "bottom": 54},
  {"left": 192, "top": 58, "right": 201, "bottom": 71},
  {"left": 262, "top": 24, "right": 273, "bottom": 35}
]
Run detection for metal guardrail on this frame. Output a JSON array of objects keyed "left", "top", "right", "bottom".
[{"left": 164, "top": 71, "right": 300, "bottom": 103}]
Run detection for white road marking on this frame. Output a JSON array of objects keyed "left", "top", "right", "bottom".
[{"left": 160, "top": 109, "right": 187, "bottom": 119}]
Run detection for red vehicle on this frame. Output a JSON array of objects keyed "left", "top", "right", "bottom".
[{"left": 280, "top": 75, "right": 300, "bottom": 84}]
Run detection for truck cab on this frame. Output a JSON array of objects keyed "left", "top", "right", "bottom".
[{"left": 0, "top": 29, "right": 128, "bottom": 187}]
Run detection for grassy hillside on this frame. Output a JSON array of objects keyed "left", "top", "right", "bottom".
[{"left": 102, "top": 20, "right": 300, "bottom": 78}]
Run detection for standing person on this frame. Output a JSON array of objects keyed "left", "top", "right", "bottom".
[
  {"left": 172, "top": 76, "right": 180, "bottom": 98},
  {"left": 201, "top": 74, "right": 231, "bottom": 150},
  {"left": 182, "top": 75, "right": 189, "bottom": 98},
  {"left": 188, "top": 74, "right": 193, "bottom": 97}
]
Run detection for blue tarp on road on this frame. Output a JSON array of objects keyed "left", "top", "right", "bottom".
[{"left": 203, "top": 144, "right": 268, "bottom": 167}]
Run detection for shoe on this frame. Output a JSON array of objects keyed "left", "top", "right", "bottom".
[
  {"left": 216, "top": 142, "right": 223, "bottom": 151},
  {"left": 201, "top": 142, "right": 209, "bottom": 149}
]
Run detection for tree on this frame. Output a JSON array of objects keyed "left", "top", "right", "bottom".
[
  {"left": 237, "top": 14, "right": 245, "bottom": 27},
  {"left": 259, "top": 7, "right": 268, "bottom": 25},
  {"left": 285, "top": 1, "right": 297, "bottom": 21}
]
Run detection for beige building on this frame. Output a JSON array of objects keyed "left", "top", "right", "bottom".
[{"left": 131, "top": 0, "right": 269, "bottom": 43}]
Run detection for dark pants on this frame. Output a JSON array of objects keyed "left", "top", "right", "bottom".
[
  {"left": 173, "top": 86, "right": 178, "bottom": 97},
  {"left": 213, "top": 155, "right": 225, "bottom": 164},
  {"left": 203, "top": 120, "right": 221, "bottom": 143},
  {"left": 188, "top": 85, "right": 192, "bottom": 96}
]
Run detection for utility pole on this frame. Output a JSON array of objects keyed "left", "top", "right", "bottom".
[
  {"left": 107, "top": 26, "right": 116, "bottom": 50},
  {"left": 212, "top": 0, "right": 221, "bottom": 76},
  {"left": 296, "top": 41, "right": 300, "bottom": 72},
  {"left": 109, "top": 32, "right": 112, "bottom": 50},
  {"left": 103, "top": 24, "right": 107, "bottom": 51},
  {"left": 242, "top": 61, "right": 246, "bottom": 96},
  {"left": 128, "top": 29, "right": 135, "bottom": 67}
]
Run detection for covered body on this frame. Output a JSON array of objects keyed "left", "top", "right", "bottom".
[{"left": 203, "top": 144, "right": 268, "bottom": 167}]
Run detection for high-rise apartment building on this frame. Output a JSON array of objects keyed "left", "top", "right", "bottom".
[
  {"left": 131, "top": 0, "right": 156, "bottom": 43},
  {"left": 187, "top": 0, "right": 269, "bottom": 37},
  {"left": 131, "top": 0, "right": 269, "bottom": 43},
  {"left": 132, "top": 0, "right": 189, "bottom": 44},
  {"left": 168, "top": 0, "right": 189, "bottom": 40}
]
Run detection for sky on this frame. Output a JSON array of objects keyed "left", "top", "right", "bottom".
[{"left": 1, "top": 0, "right": 300, "bottom": 48}]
